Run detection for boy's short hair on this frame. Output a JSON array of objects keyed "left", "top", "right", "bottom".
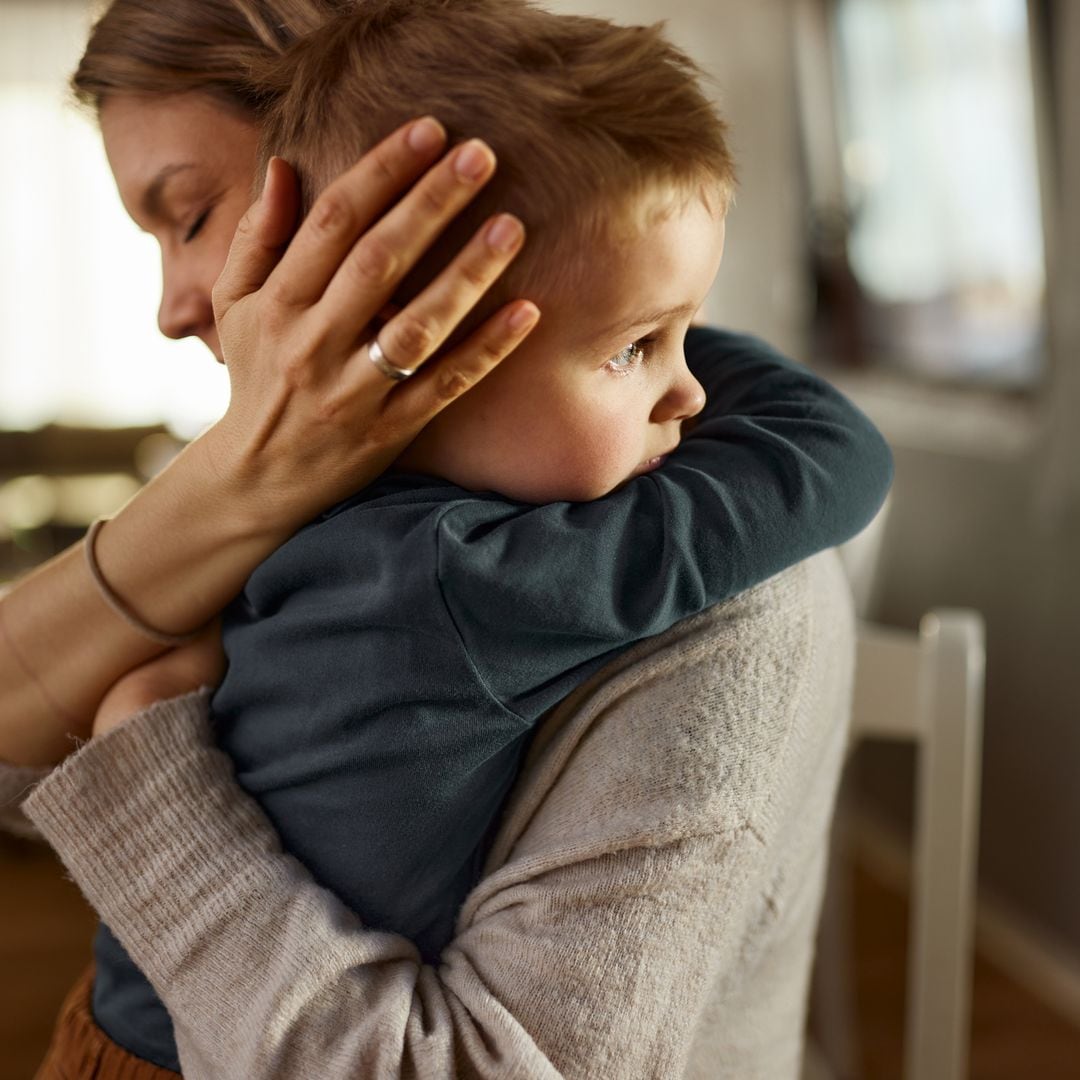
[{"left": 256, "top": 0, "right": 735, "bottom": 311}]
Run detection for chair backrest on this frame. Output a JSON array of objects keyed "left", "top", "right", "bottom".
[
  {"left": 837, "top": 496, "right": 892, "bottom": 619},
  {"left": 850, "top": 611, "right": 986, "bottom": 1080}
]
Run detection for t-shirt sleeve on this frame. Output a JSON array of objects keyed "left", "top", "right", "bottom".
[{"left": 434, "top": 327, "right": 892, "bottom": 718}]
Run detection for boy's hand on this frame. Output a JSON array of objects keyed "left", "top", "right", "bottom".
[{"left": 92, "top": 624, "right": 225, "bottom": 739}]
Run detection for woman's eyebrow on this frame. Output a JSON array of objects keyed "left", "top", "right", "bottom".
[{"left": 141, "top": 163, "right": 196, "bottom": 220}]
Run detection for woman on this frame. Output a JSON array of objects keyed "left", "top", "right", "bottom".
[
  {"left": 1, "top": 1, "right": 891, "bottom": 1075},
  {"left": 0, "top": 1, "right": 537, "bottom": 771}
]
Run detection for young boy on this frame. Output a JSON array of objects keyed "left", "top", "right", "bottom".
[{"left": 93, "top": 1, "right": 891, "bottom": 1069}]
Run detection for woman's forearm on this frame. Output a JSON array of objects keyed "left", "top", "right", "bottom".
[
  {"left": 23, "top": 555, "right": 848, "bottom": 1078},
  {"left": 21, "top": 690, "right": 728, "bottom": 1080},
  {"left": 0, "top": 431, "right": 292, "bottom": 767}
]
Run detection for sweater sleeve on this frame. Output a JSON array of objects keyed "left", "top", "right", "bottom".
[
  {"left": 22, "top": 566, "right": 820, "bottom": 1080},
  {"left": 436, "top": 327, "right": 890, "bottom": 715}
]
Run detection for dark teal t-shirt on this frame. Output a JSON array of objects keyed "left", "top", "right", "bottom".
[{"left": 92, "top": 328, "right": 892, "bottom": 1070}]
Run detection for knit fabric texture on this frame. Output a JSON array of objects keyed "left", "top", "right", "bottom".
[
  {"left": 82, "top": 326, "right": 893, "bottom": 1071},
  {"left": 23, "top": 552, "right": 854, "bottom": 1079}
]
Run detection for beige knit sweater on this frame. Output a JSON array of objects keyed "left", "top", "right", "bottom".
[{"left": 4, "top": 551, "right": 853, "bottom": 1079}]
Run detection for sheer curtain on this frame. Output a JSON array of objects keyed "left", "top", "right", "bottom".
[
  {"left": 830, "top": 0, "right": 1046, "bottom": 382},
  {"left": 0, "top": 0, "right": 229, "bottom": 438}
]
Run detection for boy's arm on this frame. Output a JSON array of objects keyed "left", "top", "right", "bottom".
[
  {"left": 435, "top": 327, "right": 892, "bottom": 717},
  {"left": 677, "top": 324, "right": 892, "bottom": 587}
]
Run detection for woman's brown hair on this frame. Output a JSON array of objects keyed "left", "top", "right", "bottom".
[{"left": 72, "top": 0, "right": 355, "bottom": 115}]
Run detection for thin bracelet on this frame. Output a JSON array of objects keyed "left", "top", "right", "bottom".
[{"left": 84, "top": 519, "right": 203, "bottom": 647}]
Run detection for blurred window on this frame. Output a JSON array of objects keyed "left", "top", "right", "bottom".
[
  {"left": 801, "top": 0, "right": 1048, "bottom": 387},
  {"left": 0, "top": 0, "right": 228, "bottom": 436}
]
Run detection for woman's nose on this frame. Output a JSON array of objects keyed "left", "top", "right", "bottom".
[{"left": 157, "top": 267, "right": 214, "bottom": 342}]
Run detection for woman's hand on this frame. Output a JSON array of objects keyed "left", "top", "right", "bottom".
[
  {"left": 0, "top": 119, "right": 538, "bottom": 766},
  {"left": 92, "top": 624, "right": 225, "bottom": 739},
  {"left": 204, "top": 116, "right": 540, "bottom": 532}
]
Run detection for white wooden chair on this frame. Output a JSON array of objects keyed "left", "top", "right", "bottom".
[
  {"left": 851, "top": 612, "right": 984, "bottom": 1080},
  {"left": 809, "top": 609, "right": 986, "bottom": 1080}
]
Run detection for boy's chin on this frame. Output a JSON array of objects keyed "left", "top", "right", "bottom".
[
  {"left": 455, "top": 471, "right": 618, "bottom": 505},
  {"left": 391, "top": 445, "right": 625, "bottom": 504}
]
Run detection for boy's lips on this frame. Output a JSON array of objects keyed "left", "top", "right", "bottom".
[{"left": 634, "top": 447, "right": 677, "bottom": 476}]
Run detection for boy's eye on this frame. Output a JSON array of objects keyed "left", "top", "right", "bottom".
[
  {"left": 605, "top": 341, "right": 647, "bottom": 375},
  {"left": 184, "top": 207, "right": 212, "bottom": 244}
]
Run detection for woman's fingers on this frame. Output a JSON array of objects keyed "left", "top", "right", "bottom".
[
  {"left": 212, "top": 157, "right": 300, "bottom": 321},
  {"left": 389, "top": 299, "right": 540, "bottom": 419},
  {"left": 261, "top": 117, "right": 451, "bottom": 310},
  {"left": 209, "top": 118, "right": 535, "bottom": 526},
  {"left": 358, "top": 212, "right": 526, "bottom": 381},
  {"left": 317, "top": 139, "right": 498, "bottom": 346}
]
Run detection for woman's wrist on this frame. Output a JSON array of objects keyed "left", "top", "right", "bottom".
[
  {"left": 192, "top": 413, "right": 336, "bottom": 540},
  {"left": 90, "top": 429, "right": 298, "bottom": 636},
  {"left": 0, "top": 428, "right": 295, "bottom": 768}
]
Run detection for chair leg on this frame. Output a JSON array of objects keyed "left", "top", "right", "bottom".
[
  {"left": 904, "top": 611, "right": 985, "bottom": 1080},
  {"left": 808, "top": 778, "right": 860, "bottom": 1080}
]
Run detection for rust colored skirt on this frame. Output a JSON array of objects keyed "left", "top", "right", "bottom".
[{"left": 35, "top": 967, "right": 182, "bottom": 1080}]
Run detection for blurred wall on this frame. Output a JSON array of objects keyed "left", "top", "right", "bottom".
[
  {"left": 865, "top": 446, "right": 1080, "bottom": 955},
  {"left": 544, "top": 0, "right": 810, "bottom": 359},
  {"left": 553, "top": 0, "right": 1080, "bottom": 974},
  {"left": 862, "top": 0, "right": 1080, "bottom": 967}
]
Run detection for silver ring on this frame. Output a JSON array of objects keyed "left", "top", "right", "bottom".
[{"left": 367, "top": 338, "right": 416, "bottom": 382}]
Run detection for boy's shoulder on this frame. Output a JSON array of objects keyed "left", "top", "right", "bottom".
[{"left": 236, "top": 473, "right": 524, "bottom": 612}]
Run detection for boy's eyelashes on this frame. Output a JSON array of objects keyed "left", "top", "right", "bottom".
[{"left": 605, "top": 337, "right": 654, "bottom": 376}]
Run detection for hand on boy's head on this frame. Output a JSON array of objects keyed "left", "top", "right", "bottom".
[
  {"left": 244, "top": 0, "right": 734, "bottom": 505},
  {"left": 254, "top": 0, "right": 735, "bottom": 398}
]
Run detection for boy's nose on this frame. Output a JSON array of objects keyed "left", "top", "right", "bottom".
[{"left": 654, "top": 364, "right": 707, "bottom": 423}]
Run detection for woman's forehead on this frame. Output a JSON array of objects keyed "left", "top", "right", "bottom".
[{"left": 100, "top": 93, "right": 258, "bottom": 217}]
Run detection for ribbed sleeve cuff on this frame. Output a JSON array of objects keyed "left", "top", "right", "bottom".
[{"left": 23, "top": 688, "right": 284, "bottom": 988}]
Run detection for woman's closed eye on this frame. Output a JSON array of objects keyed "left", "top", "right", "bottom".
[
  {"left": 184, "top": 206, "right": 213, "bottom": 243},
  {"left": 605, "top": 339, "right": 650, "bottom": 376}
]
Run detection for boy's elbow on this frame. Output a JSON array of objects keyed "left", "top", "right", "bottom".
[{"left": 843, "top": 408, "right": 894, "bottom": 529}]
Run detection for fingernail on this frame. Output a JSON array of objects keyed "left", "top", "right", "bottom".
[
  {"left": 260, "top": 158, "right": 275, "bottom": 200},
  {"left": 508, "top": 301, "right": 540, "bottom": 332},
  {"left": 455, "top": 140, "right": 495, "bottom": 182},
  {"left": 408, "top": 116, "right": 445, "bottom": 154},
  {"left": 486, "top": 214, "right": 523, "bottom": 253}
]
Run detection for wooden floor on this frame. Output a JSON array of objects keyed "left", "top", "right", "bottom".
[
  {"left": 2, "top": 832, "right": 1079, "bottom": 1079},
  {"left": 845, "top": 865, "right": 1080, "bottom": 1080},
  {"left": 0, "top": 834, "right": 97, "bottom": 1080}
]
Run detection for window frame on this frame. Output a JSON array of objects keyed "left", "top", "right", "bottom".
[{"left": 792, "top": 0, "right": 1059, "bottom": 402}]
